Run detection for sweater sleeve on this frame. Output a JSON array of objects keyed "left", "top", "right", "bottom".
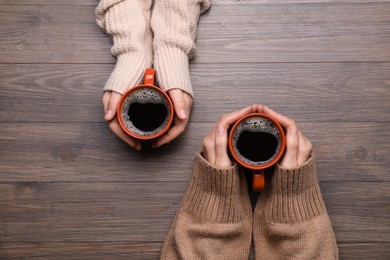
[
  {"left": 95, "top": 0, "right": 153, "bottom": 94},
  {"left": 151, "top": 0, "right": 211, "bottom": 97},
  {"left": 160, "top": 153, "right": 252, "bottom": 259},
  {"left": 253, "top": 155, "right": 339, "bottom": 260}
]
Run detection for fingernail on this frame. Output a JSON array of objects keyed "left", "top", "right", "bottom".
[
  {"left": 217, "top": 125, "right": 225, "bottom": 135},
  {"left": 179, "top": 109, "right": 187, "bottom": 119},
  {"left": 135, "top": 143, "right": 142, "bottom": 150},
  {"left": 289, "top": 126, "right": 298, "bottom": 137},
  {"left": 105, "top": 110, "right": 112, "bottom": 120}
]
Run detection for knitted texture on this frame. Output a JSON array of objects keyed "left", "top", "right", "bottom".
[
  {"left": 96, "top": 0, "right": 210, "bottom": 96},
  {"left": 160, "top": 153, "right": 252, "bottom": 260},
  {"left": 96, "top": 0, "right": 153, "bottom": 94},
  {"left": 253, "top": 155, "right": 339, "bottom": 259},
  {"left": 151, "top": 0, "right": 211, "bottom": 97}
]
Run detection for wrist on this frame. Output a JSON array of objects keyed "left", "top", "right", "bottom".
[
  {"left": 256, "top": 155, "right": 327, "bottom": 223},
  {"left": 104, "top": 52, "right": 150, "bottom": 94},
  {"left": 154, "top": 47, "right": 193, "bottom": 97},
  {"left": 179, "top": 153, "right": 250, "bottom": 223}
]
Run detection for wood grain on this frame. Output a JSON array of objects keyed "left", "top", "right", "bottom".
[
  {"left": 1, "top": 63, "right": 389, "bottom": 123},
  {"left": 2, "top": 0, "right": 390, "bottom": 5},
  {"left": 0, "top": 122, "right": 389, "bottom": 182},
  {"left": 1, "top": 242, "right": 389, "bottom": 260},
  {"left": 1, "top": 3, "right": 390, "bottom": 63},
  {"left": 1, "top": 0, "right": 389, "bottom": 259},
  {"left": 0, "top": 182, "right": 388, "bottom": 243}
]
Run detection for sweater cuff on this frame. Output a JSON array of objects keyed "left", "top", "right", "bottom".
[
  {"left": 258, "top": 155, "right": 326, "bottom": 223},
  {"left": 179, "top": 153, "right": 248, "bottom": 223},
  {"left": 104, "top": 52, "right": 149, "bottom": 94},
  {"left": 154, "top": 47, "right": 193, "bottom": 97}
]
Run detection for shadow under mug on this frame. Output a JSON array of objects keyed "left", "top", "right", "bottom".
[
  {"left": 117, "top": 68, "right": 174, "bottom": 141},
  {"left": 228, "top": 113, "right": 286, "bottom": 191}
]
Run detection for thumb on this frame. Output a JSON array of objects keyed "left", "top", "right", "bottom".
[
  {"left": 105, "top": 92, "right": 122, "bottom": 121},
  {"left": 168, "top": 89, "right": 187, "bottom": 120},
  {"left": 280, "top": 125, "right": 299, "bottom": 169},
  {"left": 214, "top": 124, "right": 232, "bottom": 168}
]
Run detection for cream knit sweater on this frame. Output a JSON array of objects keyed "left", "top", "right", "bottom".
[
  {"left": 96, "top": 0, "right": 211, "bottom": 96},
  {"left": 161, "top": 153, "right": 339, "bottom": 259}
]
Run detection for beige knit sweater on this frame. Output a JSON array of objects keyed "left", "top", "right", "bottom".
[
  {"left": 161, "top": 153, "right": 339, "bottom": 259},
  {"left": 96, "top": 0, "right": 211, "bottom": 96}
]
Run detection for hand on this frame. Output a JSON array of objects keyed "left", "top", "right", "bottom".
[
  {"left": 152, "top": 89, "right": 193, "bottom": 148},
  {"left": 102, "top": 91, "right": 142, "bottom": 150},
  {"left": 202, "top": 105, "right": 264, "bottom": 168},
  {"left": 263, "top": 106, "right": 312, "bottom": 169}
]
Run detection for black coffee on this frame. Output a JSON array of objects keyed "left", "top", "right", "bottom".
[
  {"left": 236, "top": 131, "right": 278, "bottom": 162},
  {"left": 128, "top": 102, "right": 168, "bottom": 132}
]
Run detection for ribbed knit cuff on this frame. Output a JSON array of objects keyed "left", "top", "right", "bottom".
[
  {"left": 256, "top": 155, "right": 326, "bottom": 223},
  {"left": 179, "top": 153, "right": 250, "bottom": 223},
  {"left": 104, "top": 52, "right": 149, "bottom": 94},
  {"left": 154, "top": 47, "right": 193, "bottom": 97}
]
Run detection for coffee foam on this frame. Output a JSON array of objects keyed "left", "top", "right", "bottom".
[
  {"left": 232, "top": 116, "right": 281, "bottom": 166},
  {"left": 120, "top": 88, "right": 171, "bottom": 137}
]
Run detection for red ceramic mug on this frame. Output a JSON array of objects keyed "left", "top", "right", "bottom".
[
  {"left": 228, "top": 113, "right": 286, "bottom": 191},
  {"left": 117, "top": 68, "right": 174, "bottom": 140}
]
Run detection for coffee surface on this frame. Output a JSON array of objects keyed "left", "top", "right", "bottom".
[
  {"left": 237, "top": 131, "right": 278, "bottom": 162},
  {"left": 231, "top": 116, "right": 281, "bottom": 166},
  {"left": 128, "top": 102, "right": 168, "bottom": 132},
  {"left": 120, "top": 88, "right": 171, "bottom": 137}
]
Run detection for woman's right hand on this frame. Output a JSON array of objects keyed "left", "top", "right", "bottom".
[{"left": 263, "top": 106, "right": 313, "bottom": 169}]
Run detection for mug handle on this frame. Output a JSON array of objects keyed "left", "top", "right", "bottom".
[
  {"left": 144, "top": 68, "right": 155, "bottom": 86},
  {"left": 252, "top": 170, "right": 265, "bottom": 191}
]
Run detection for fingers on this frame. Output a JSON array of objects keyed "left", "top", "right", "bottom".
[
  {"left": 217, "top": 105, "right": 254, "bottom": 128},
  {"left": 153, "top": 90, "right": 192, "bottom": 148},
  {"left": 279, "top": 124, "right": 313, "bottom": 169},
  {"left": 108, "top": 118, "right": 142, "bottom": 150},
  {"left": 102, "top": 91, "right": 111, "bottom": 113},
  {"left": 263, "top": 106, "right": 296, "bottom": 129},
  {"left": 297, "top": 132, "right": 312, "bottom": 166},
  {"left": 152, "top": 118, "right": 186, "bottom": 148},
  {"left": 280, "top": 125, "right": 299, "bottom": 169},
  {"left": 202, "top": 126, "right": 217, "bottom": 165},
  {"left": 169, "top": 89, "right": 188, "bottom": 120},
  {"left": 202, "top": 106, "right": 260, "bottom": 168},
  {"left": 104, "top": 92, "right": 122, "bottom": 121},
  {"left": 214, "top": 124, "right": 232, "bottom": 168}
]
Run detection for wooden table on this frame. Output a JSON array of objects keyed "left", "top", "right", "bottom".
[{"left": 1, "top": 0, "right": 389, "bottom": 258}]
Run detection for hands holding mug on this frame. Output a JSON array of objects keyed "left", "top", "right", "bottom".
[
  {"left": 203, "top": 104, "right": 312, "bottom": 171},
  {"left": 102, "top": 83, "right": 192, "bottom": 150}
]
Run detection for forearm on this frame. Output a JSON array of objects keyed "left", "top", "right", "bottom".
[
  {"left": 96, "top": 0, "right": 153, "bottom": 93},
  {"left": 161, "top": 153, "right": 251, "bottom": 259},
  {"left": 151, "top": 0, "right": 211, "bottom": 97},
  {"left": 254, "top": 155, "right": 339, "bottom": 259}
]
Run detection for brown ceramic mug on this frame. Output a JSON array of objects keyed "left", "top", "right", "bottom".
[
  {"left": 228, "top": 113, "right": 286, "bottom": 191},
  {"left": 117, "top": 68, "right": 174, "bottom": 140}
]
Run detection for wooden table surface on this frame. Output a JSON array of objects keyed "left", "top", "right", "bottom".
[{"left": 1, "top": 0, "right": 389, "bottom": 259}]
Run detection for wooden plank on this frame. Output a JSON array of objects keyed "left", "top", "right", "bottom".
[
  {"left": 338, "top": 243, "right": 390, "bottom": 259},
  {"left": 2, "top": 0, "right": 390, "bottom": 5},
  {"left": 0, "top": 0, "right": 97, "bottom": 5},
  {"left": 0, "top": 242, "right": 389, "bottom": 259},
  {"left": 0, "top": 182, "right": 388, "bottom": 243},
  {"left": 1, "top": 4, "right": 390, "bottom": 63},
  {"left": 0, "top": 122, "right": 389, "bottom": 182},
  {"left": 0, "top": 242, "right": 162, "bottom": 260},
  {"left": 1, "top": 63, "right": 389, "bottom": 123}
]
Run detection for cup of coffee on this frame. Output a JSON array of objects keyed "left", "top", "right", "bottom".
[
  {"left": 117, "top": 68, "right": 174, "bottom": 141},
  {"left": 228, "top": 113, "right": 286, "bottom": 191}
]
